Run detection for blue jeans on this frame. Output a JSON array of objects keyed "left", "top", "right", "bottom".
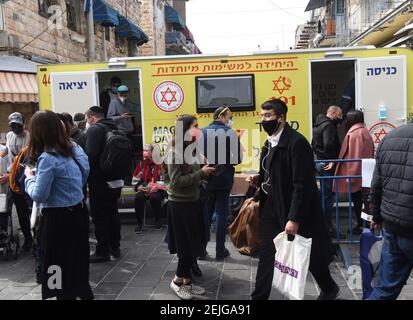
[
  {"left": 316, "top": 162, "right": 334, "bottom": 229},
  {"left": 368, "top": 230, "right": 413, "bottom": 300},
  {"left": 207, "top": 189, "right": 231, "bottom": 254}
]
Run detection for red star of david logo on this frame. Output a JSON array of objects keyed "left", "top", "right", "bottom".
[
  {"left": 374, "top": 128, "right": 387, "bottom": 144},
  {"left": 160, "top": 87, "right": 177, "bottom": 106},
  {"left": 273, "top": 76, "right": 291, "bottom": 95}
]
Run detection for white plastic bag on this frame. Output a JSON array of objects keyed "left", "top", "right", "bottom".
[{"left": 273, "top": 231, "right": 312, "bottom": 300}]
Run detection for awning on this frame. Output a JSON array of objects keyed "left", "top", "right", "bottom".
[
  {"left": 165, "top": 5, "right": 186, "bottom": 30},
  {"left": 182, "top": 26, "right": 194, "bottom": 42},
  {"left": 305, "top": 0, "right": 326, "bottom": 12},
  {"left": 384, "top": 32, "right": 413, "bottom": 47},
  {"left": 0, "top": 72, "right": 38, "bottom": 103},
  {"left": 85, "top": 0, "right": 119, "bottom": 26},
  {"left": 115, "top": 15, "right": 149, "bottom": 46},
  {"left": 93, "top": 0, "right": 119, "bottom": 27}
]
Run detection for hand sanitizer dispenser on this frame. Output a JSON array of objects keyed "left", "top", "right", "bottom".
[{"left": 379, "top": 105, "right": 387, "bottom": 120}]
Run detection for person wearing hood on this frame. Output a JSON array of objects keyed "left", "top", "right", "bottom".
[
  {"left": 312, "top": 106, "right": 342, "bottom": 235},
  {"left": 107, "top": 85, "right": 135, "bottom": 136},
  {"left": 85, "top": 106, "right": 123, "bottom": 263},
  {"left": 248, "top": 99, "right": 339, "bottom": 300}
]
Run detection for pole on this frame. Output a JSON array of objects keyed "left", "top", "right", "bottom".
[
  {"left": 88, "top": 0, "right": 96, "bottom": 62},
  {"left": 103, "top": 27, "right": 107, "bottom": 61}
]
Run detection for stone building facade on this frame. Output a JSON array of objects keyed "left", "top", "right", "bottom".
[{"left": 0, "top": 0, "right": 145, "bottom": 63}]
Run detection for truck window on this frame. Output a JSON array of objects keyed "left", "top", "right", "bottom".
[{"left": 196, "top": 74, "right": 255, "bottom": 113}]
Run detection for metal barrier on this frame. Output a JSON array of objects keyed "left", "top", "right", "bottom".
[{"left": 315, "top": 159, "right": 364, "bottom": 244}]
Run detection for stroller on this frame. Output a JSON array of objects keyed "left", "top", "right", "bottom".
[{"left": 0, "top": 191, "right": 20, "bottom": 260}]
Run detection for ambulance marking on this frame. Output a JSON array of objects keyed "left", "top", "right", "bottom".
[
  {"left": 153, "top": 81, "right": 184, "bottom": 112},
  {"left": 150, "top": 57, "right": 298, "bottom": 66},
  {"left": 152, "top": 68, "right": 298, "bottom": 77},
  {"left": 369, "top": 122, "right": 396, "bottom": 148},
  {"left": 160, "top": 87, "right": 177, "bottom": 106},
  {"left": 273, "top": 76, "right": 292, "bottom": 95}
]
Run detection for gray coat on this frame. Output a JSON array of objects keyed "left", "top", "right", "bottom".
[{"left": 107, "top": 97, "right": 134, "bottom": 134}]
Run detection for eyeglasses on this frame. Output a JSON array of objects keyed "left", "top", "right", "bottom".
[{"left": 260, "top": 112, "right": 276, "bottom": 120}]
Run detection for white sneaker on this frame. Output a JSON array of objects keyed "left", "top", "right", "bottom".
[
  {"left": 185, "top": 283, "right": 206, "bottom": 295},
  {"left": 170, "top": 280, "right": 193, "bottom": 300}
]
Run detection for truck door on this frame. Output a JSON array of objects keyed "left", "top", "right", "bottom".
[
  {"left": 50, "top": 71, "right": 98, "bottom": 115},
  {"left": 356, "top": 56, "right": 406, "bottom": 151}
]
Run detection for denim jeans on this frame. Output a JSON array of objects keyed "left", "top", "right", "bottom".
[
  {"left": 207, "top": 189, "right": 231, "bottom": 254},
  {"left": 368, "top": 230, "right": 413, "bottom": 300},
  {"left": 316, "top": 162, "right": 334, "bottom": 229}
]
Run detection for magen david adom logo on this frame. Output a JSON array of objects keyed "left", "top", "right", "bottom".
[{"left": 153, "top": 81, "right": 184, "bottom": 112}]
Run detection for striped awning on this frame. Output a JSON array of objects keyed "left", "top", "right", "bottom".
[{"left": 0, "top": 72, "right": 38, "bottom": 103}]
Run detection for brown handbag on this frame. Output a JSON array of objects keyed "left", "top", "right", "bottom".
[{"left": 229, "top": 197, "right": 260, "bottom": 256}]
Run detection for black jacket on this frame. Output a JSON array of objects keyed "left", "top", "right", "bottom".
[
  {"left": 370, "top": 123, "right": 413, "bottom": 238},
  {"left": 259, "top": 123, "right": 333, "bottom": 266},
  {"left": 85, "top": 118, "right": 117, "bottom": 183},
  {"left": 312, "top": 114, "right": 340, "bottom": 160},
  {"left": 201, "top": 121, "right": 242, "bottom": 190},
  {"left": 99, "top": 90, "right": 111, "bottom": 117},
  {"left": 70, "top": 127, "right": 86, "bottom": 150}
]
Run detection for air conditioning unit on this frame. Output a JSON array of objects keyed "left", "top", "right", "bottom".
[
  {"left": 0, "top": 32, "right": 20, "bottom": 49},
  {"left": 8, "top": 34, "right": 19, "bottom": 49},
  {"left": 0, "top": 31, "right": 8, "bottom": 48}
]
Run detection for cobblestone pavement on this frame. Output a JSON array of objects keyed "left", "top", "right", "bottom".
[{"left": 1, "top": 213, "right": 412, "bottom": 300}]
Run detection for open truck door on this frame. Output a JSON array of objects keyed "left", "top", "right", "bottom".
[
  {"left": 50, "top": 71, "right": 98, "bottom": 115},
  {"left": 356, "top": 56, "right": 407, "bottom": 152}
]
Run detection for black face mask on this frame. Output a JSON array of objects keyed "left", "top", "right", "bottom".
[
  {"left": 332, "top": 118, "right": 343, "bottom": 125},
  {"left": 11, "top": 125, "right": 23, "bottom": 135},
  {"left": 261, "top": 119, "right": 281, "bottom": 136}
]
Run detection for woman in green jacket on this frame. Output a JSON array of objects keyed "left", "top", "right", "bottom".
[{"left": 166, "top": 114, "right": 215, "bottom": 300}]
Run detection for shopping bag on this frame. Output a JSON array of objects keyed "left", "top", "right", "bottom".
[
  {"left": 273, "top": 232, "right": 312, "bottom": 300},
  {"left": 360, "top": 228, "right": 383, "bottom": 299}
]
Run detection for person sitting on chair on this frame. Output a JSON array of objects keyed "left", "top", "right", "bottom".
[{"left": 133, "top": 144, "right": 166, "bottom": 233}]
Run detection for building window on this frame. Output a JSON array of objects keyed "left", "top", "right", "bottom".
[
  {"left": 66, "top": 0, "right": 81, "bottom": 33},
  {"left": 38, "top": 0, "right": 59, "bottom": 18},
  {"left": 336, "top": 0, "right": 345, "bottom": 14},
  {"left": 105, "top": 26, "right": 110, "bottom": 42},
  {"left": 196, "top": 74, "right": 256, "bottom": 113}
]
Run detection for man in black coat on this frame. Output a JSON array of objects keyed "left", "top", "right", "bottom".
[
  {"left": 85, "top": 106, "right": 123, "bottom": 263},
  {"left": 312, "top": 106, "right": 342, "bottom": 234},
  {"left": 249, "top": 99, "right": 339, "bottom": 300},
  {"left": 368, "top": 123, "right": 413, "bottom": 300}
]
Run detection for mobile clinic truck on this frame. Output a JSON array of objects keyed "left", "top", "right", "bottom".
[{"left": 38, "top": 46, "right": 413, "bottom": 171}]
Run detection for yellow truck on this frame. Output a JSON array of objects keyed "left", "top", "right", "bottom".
[{"left": 38, "top": 46, "right": 413, "bottom": 171}]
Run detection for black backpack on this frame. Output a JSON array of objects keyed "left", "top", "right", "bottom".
[{"left": 97, "top": 124, "right": 134, "bottom": 179}]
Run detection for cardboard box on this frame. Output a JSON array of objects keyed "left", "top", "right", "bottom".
[{"left": 231, "top": 173, "right": 251, "bottom": 196}]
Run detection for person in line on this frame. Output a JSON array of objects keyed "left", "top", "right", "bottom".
[
  {"left": 24, "top": 110, "right": 93, "bottom": 300},
  {"left": 58, "top": 112, "right": 86, "bottom": 149},
  {"left": 0, "top": 112, "right": 32, "bottom": 251},
  {"left": 165, "top": 114, "right": 215, "bottom": 300},
  {"left": 85, "top": 106, "right": 123, "bottom": 263},
  {"left": 334, "top": 110, "right": 374, "bottom": 235},
  {"left": 100, "top": 77, "right": 122, "bottom": 117},
  {"left": 312, "top": 106, "right": 343, "bottom": 235},
  {"left": 107, "top": 85, "right": 135, "bottom": 137},
  {"left": 368, "top": 121, "right": 413, "bottom": 300},
  {"left": 74, "top": 113, "right": 87, "bottom": 132},
  {"left": 201, "top": 106, "right": 242, "bottom": 260},
  {"left": 133, "top": 144, "right": 166, "bottom": 233},
  {"left": 249, "top": 99, "right": 339, "bottom": 300}
]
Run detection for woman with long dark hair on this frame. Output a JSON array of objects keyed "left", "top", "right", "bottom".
[
  {"left": 334, "top": 110, "right": 374, "bottom": 234},
  {"left": 24, "top": 110, "right": 93, "bottom": 300},
  {"left": 165, "top": 114, "right": 215, "bottom": 300}
]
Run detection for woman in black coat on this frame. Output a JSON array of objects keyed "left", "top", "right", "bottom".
[{"left": 249, "top": 99, "right": 339, "bottom": 300}]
